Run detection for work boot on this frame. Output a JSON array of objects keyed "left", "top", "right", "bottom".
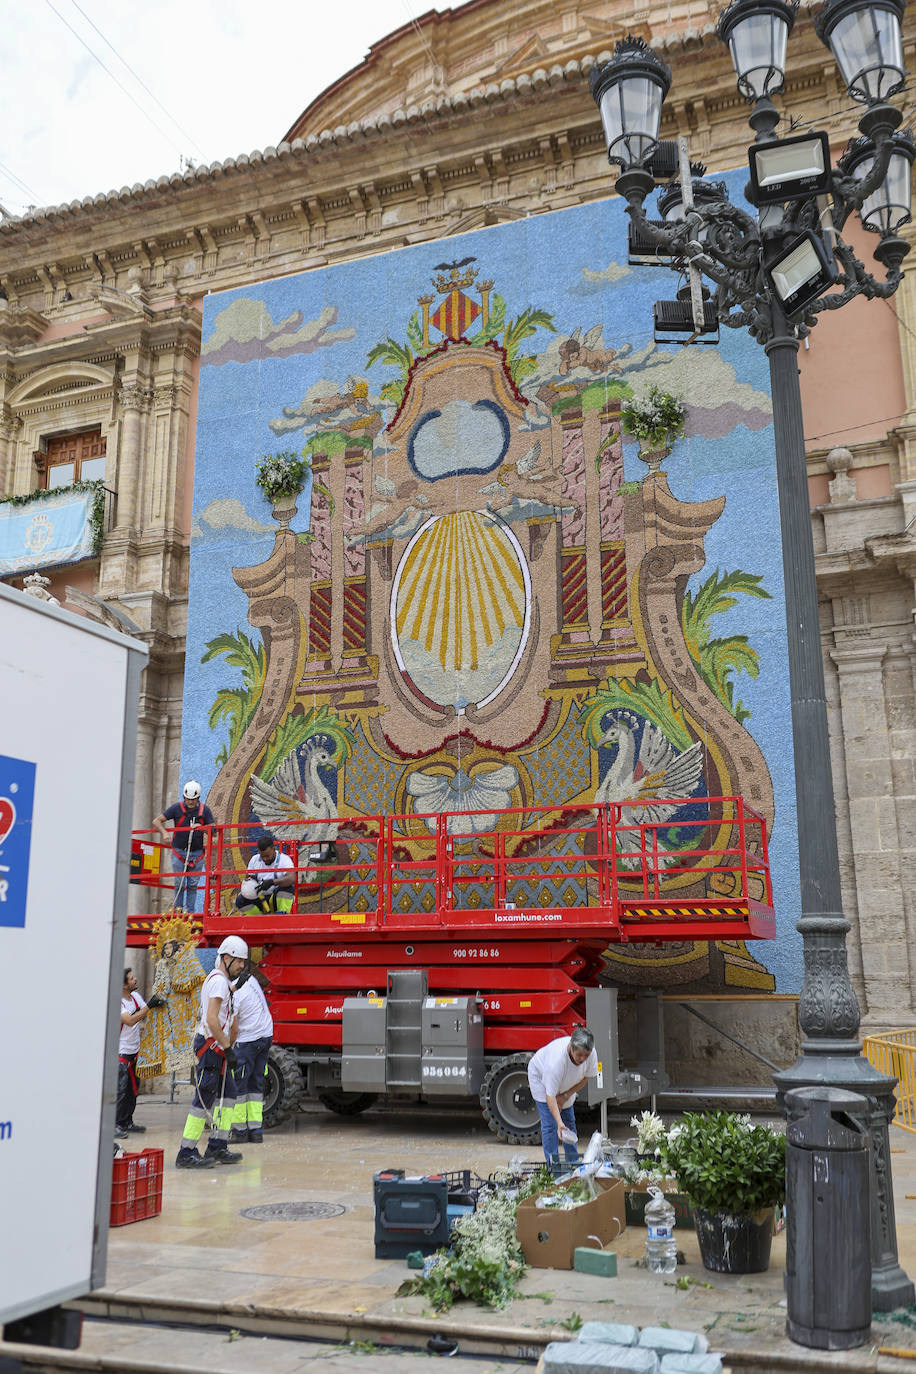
[
  {"left": 175, "top": 1150, "right": 215, "bottom": 1169},
  {"left": 206, "top": 1147, "right": 243, "bottom": 1165},
  {"left": 230, "top": 1128, "right": 249, "bottom": 1144},
  {"left": 247, "top": 1129, "right": 263, "bottom": 1144},
  {"left": 125, "top": 1122, "right": 147, "bottom": 1133}
]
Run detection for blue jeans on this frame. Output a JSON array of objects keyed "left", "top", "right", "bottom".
[
  {"left": 171, "top": 850, "right": 204, "bottom": 911},
  {"left": 535, "top": 1099, "right": 579, "bottom": 1165}
]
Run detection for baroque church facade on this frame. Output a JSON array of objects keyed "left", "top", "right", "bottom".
[{"left": 2, "top": 0, "right": 916, "bottom": 1065}]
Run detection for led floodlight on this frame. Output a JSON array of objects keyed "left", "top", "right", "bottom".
[
  {"left": 748, "top": 131, "right": 833, "bottom": 203},
  {"left": 766, "top": 230, "right": 837, "bottom": 314}
]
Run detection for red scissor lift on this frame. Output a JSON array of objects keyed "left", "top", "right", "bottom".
[{"left": 129, "top": 796, "right": 774, "bottom": 1140}]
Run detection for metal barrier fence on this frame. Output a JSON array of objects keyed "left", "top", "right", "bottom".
[{"left": 863, "top": 1030, "right": 916, "bottom": 1134}]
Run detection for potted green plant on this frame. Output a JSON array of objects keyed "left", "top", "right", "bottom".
[
  {"left": 255, "top": 449, "right": 310, "bottom": 527},
  {"left": 664, "top": 1110, "right": 786, "bottom": 1273},
  {"left": 621, "top": 1111, "right": 692, "bottom": 1229},
  {"left": 620, "top": 386, "right": 687, "bottom": 474}
]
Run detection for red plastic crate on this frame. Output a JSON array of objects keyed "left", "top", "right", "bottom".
[{"left": 110, "top": 1147, "right": 164, "bottom": 1227}]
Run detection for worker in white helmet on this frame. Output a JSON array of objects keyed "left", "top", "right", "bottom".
[
  {"left": 175, "top": 935, "right": 248, "bottom": 1169},
  {"left": 154, "top": 780, "right": 215, "bottom": 913}
]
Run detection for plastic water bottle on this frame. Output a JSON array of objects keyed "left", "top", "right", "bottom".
[
  {"left": 582, "top": 1130, "right": 604, "bottom": 1165},
  {"left": 644, "top": 1185, "right": 677, "bottom": 1274}
]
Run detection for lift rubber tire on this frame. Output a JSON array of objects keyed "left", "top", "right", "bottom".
[
  {"left": 317, "top": 1089, "right": 379, "bottom": 1116},
  {"left": 263, "top": 1046, "right": 305, "bottom": 1129},
  {"left": 479, "top": 1053, "right": 541, "bottom": 1145}
]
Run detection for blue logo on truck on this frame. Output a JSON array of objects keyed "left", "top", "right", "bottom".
[{"left": 0, "top": 754, "right": 35, "bottom": 928}]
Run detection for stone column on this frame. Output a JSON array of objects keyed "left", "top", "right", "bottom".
[
  {"left": 116, "top": 383, "right": 150, "bottom": 531},
  {"left": 823, "top": 636, "right": 866, "bottom": 1007},
  {"left": 127, "top": 705, "right": 156, "bottom": 919},
  {"left": 889, "top": 244, "right": 916, "bottom": 493},
  {"left": 829, "top": 644, "right": 913, "bottom": 1021},
  {"left": 0, "top": 413, "right": 22, "bottom": 494}
]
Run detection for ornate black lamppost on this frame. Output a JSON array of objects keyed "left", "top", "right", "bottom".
[{"left": 590, "top": 0, "right": 914, "bottom": 1312}]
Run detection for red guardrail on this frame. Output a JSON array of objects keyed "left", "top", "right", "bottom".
[{"left": 128, "top": 796, "right": 774, "bottom": 946}]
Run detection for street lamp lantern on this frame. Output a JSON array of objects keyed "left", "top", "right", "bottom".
[
  {"left": 815, "top": 0, "right": 906, "bottom": 104},
  {"left": 588, "top": 36, "right": 671, "bottom": 169},
  {"left": 657, "top": 165, "right": 729, "bottom": 222},
  {"left": 590, "top": 1, "right": 916, "bottom": 1338},
  {"left": 839, "top": 128, "right": 916, "bottom": 233},
  {"left": 717, "top": 0, "right": 799, "bottom": 101}
]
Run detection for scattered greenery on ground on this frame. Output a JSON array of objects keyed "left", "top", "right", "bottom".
[
  {"left": 560, "top": 1313, "right": 584, "bottom": 1333},
  {"left": 397, "top": 1167, "right": 554, "bottom": 1313},
  {"left": 398, "top": 1191, "right": 526, "bottom": 1312}
]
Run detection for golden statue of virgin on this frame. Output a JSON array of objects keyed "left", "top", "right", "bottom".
[{"left": 137, "top": 914, "right": 205, "bottom": 1080}]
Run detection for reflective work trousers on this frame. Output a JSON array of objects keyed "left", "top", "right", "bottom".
[
  {"left": 178, "top": 1036, "right": 237, "bottom": 1156},
  {"left": 232, "top": 1036, "right": 272, "bottom": 1132}
]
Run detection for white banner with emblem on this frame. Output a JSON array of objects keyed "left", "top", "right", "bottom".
[{"left": 0, "top": 487, "right": 98, "bottom": 574}]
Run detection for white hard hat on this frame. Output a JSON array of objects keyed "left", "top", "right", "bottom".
[
  {"left": 218, "top": 935, "right": 249, "bottom": 960},
  {"left": 240, "top": 878, "right": 260, "bottom": 902},
  {"left": 182, "top": 780, "right": 202, "bottom": 801}
]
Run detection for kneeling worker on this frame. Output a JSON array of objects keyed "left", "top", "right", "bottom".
[
  {"left": 175, "top": 934, "right": 248, "bottom": 1169},
  {"left": 235, "top": 832, "right": 296, "bottom": 913},
  {"left": 527, "top": 1025, "right": 598, "bottom": 1167}
]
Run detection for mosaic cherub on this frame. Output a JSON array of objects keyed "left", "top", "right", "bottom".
[{"left": 364, "top": 435, "right": 576, "bottom": 538}]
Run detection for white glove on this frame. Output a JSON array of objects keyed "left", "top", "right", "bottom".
[{"left": 559, "top": 1126, "right": 578, "bottom": 1145}]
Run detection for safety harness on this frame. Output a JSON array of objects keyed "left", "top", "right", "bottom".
[{"left": 191, "top": 975, "right": 236, "bottom": 1128}]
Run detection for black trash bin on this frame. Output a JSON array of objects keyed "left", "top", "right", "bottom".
[{"left": 785, "top": 1085, "right": 871, "bottom": 1350}]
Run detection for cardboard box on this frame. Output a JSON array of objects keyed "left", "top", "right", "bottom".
[{"left": 516, "top": 1176, "right": 626, "bottom": 1269}]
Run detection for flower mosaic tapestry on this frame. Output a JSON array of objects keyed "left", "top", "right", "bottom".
[{"left": 183, "top": 187, "right": 800, "bottom": 993}]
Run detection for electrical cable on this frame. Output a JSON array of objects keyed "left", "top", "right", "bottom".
[
  {"left": 400, "top": 0, "right": 445, "bottom": 87},
  {"left": 44, "top": 0, "right": 188, "bottom": 161},
  {"left": 0, "top": 160, "right": 44, "bottom": 206},
  {"left": 781, "top": 79, "right": 916, "bottom": 138},
  {"left": 66, "top": 0, "right": 206, "bottom": 158},
  {"left": 804, "top": 410, "right": 907, "bottom": 444}
]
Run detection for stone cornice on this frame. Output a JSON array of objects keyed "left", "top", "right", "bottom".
[
  {"left": 0, "top": 8, "right": 886, "bottom": 255},
  {"left": 829, "top": 644, "right": 889, "bottom": 672},
  {"left": 0, "top": 305, "right": 49, "bottom": 347}
]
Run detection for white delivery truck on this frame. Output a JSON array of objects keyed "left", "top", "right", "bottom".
[{"left": 0, "top": 583, "right": 147, "bottom": 1344}]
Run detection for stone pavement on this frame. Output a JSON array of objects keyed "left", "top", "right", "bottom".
[{"left": 7, "top": 1096, "right": 916, "bottom": 1372}]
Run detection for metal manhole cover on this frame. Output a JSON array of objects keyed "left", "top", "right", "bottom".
[{"left": 240, "top": 1201, "right": 346, "bottom": 1221}]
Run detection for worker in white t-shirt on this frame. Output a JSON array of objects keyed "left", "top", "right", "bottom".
[
  {"left": 235, "top": 832, "right": 296, "bottom": 913},
  {"left": 527, "top": 1026, "right": 599, "bottom": 1166},
  {"left": 116, "top": 967, "right": 155, "bottom": 1139},
  {"left": 175, "top": 935, "right": 248, "bottom": 1169},
  {"left": 230, "top": 973, "right": 274, "bottom": 1145}
]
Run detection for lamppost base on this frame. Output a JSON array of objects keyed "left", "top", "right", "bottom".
[
  {"left": 785, "top": 1317, "right": 872, "bottom": 1351},
  {"left": 775, "top": 1046, "right": 915, "bottom": 1311}
]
